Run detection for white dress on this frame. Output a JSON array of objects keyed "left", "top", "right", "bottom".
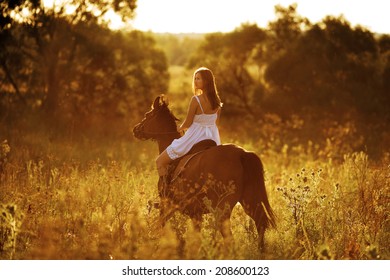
[{"left": 166, "top": 96, "right": 221, "bottom": 160}]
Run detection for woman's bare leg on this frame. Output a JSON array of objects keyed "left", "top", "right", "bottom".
[{"left": 156, "top": 150, "right": 172, "bottom": 177}]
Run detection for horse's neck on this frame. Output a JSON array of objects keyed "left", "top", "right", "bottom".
[{"left": 158, "top": 135, "right": 178, "bottom": 153}]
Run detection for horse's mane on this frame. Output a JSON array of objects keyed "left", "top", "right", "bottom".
[{"left": 156, "top": 97, "right": 179, "bottom": 132}]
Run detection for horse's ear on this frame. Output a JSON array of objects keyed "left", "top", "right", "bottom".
[
  {"left": 153, "top": 96, "right": 160, "bottom": 109},
  {"left": 161, "top": 94, "right": 169, "bottom": 106}
]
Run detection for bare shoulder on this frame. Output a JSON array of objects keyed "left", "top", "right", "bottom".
[
  {"left": 188, "top": 95, "right": 199, "bottom": 112},
  {"left": 189, "top": 95, "right": 198, "bottom": 106},
  {"left": 190, "top": 95, "right": 197, "bottom": 102}
]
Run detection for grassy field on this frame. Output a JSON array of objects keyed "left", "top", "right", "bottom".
[{"left": 1, "top": 126, "right": 389, "bottom": 260}]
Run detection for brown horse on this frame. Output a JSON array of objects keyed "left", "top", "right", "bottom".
[{"left": 133, "top": 95, "right": 276, "bottom": 251}]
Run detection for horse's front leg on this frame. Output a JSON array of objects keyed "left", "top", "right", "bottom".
[
  {"left": 191, "top": 215, "right": 202, "bottom": 232},
  {"left": 157, "top": 179, "right": 174, "bottom": 227},
  {"left": 158, "top": 197, "right": 174, "bottom": 227}
]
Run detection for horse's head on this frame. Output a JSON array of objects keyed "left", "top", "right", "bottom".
[{"left": 133, "top": 95, "right": 179, "bottom": 141}]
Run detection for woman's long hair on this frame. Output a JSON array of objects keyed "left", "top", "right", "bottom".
[{"left": 192, "top": 67, "right": 222, "bottom": 110}]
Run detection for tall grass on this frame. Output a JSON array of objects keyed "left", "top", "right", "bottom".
[{"left": 0, "top": 133, "right": 388, "bottom": 259}]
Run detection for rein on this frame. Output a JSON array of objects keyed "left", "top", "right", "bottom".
[
  {"left": 135, "top": 106, "right": 181, "bottom": 139},
  {"left": 142, "top": 129, "right": 180, "bottom": 136}
]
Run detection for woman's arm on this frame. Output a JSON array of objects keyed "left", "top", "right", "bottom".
[
  {"left": 178, "top": 96, "right": 197, "bottom": 132},
  {"left": 216, "top": 108, "right": 221, "bottom": 125}
]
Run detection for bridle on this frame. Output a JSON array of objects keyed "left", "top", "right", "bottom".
[
  {"left": 134, "top": 107, "right": 180, "bottom": 140},
  {"left": 141, "top": 126, "right": 179, "bottom": 136}
]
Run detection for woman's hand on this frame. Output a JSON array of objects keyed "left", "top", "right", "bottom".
[{"left": 178, "top": 126, "right": 186, "bottom": 136}]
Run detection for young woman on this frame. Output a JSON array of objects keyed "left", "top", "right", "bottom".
[{"left": 156, "top": 67, "right": 223, "bottom": 178}]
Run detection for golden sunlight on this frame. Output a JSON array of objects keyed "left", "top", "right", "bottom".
[
  {"left": 104, "top": 9, "right": 126, "bottom": 30},
  {"left": 43, "top": 0, "right": 126, "bottom": 29},
  {"left": 41, "top": 0, "right": 389, "bottom": 33},
  {"left": 132, "top": 0, "right": 390, "bottom": 34}
]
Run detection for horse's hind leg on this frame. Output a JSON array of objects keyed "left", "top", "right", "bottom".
[
  {"left": 216, "top": 211, "right": 233, "bottom": 246},
  {"left": 220, "top": 218, "right": 232, "bottom": 240},
  {"left": 191, "top": 215, "right": 202, "bottom": 232},
  {"left": 240, "top": 201, "right": 267, "bottom": 252}
]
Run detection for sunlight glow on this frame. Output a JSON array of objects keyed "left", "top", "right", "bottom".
[
  {"left": 10, "top": 7, "right": 31, "bottom": 23},
  {"left": 40, "top": 0, "right": 390, "bottom": 34},
  {"left": 43, "top": 0, "right": 126, "bottom": 29},
  {"left": 104, "top": 10, "right": 127, "bottom": 30},
  {"left": 131, "top": 0, "right": 390, "bottom": 34},
  {"left": 43, "top": 0, "right": 79, "bottom": 15}
]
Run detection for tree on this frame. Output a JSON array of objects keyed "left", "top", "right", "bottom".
[
  {"left": 265, "top": 15, "right": 381, "bottom": 118},
  {"left": 188, "top": 24, "right": 267, "bottom": 116},
  {"left": 267, "top": 4, "right": 310, "bottom": 53},
  {"left": 377, "top": 34, "right": 390, "bottom": 120},
  {"left": 0, "top": 0, "right": 169, "bottom": 133}
]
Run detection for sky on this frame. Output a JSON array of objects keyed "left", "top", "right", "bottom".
[{"left": 128, "top": 0, "right": 390, "bottom": 34}]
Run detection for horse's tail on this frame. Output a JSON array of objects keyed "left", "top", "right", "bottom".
[{"left": 240, "top": 152, "right": 276, "bottom": 231}]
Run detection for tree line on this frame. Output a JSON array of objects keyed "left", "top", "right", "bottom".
[
  {"left": 1, "top": 0, "right": 168, "bottom": 136},
  {"left": 1, "top": 2, "right": 389, "bottom": 154},
  {"left": 187, "top": 5, "right": 389, "bottom": 122}
]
